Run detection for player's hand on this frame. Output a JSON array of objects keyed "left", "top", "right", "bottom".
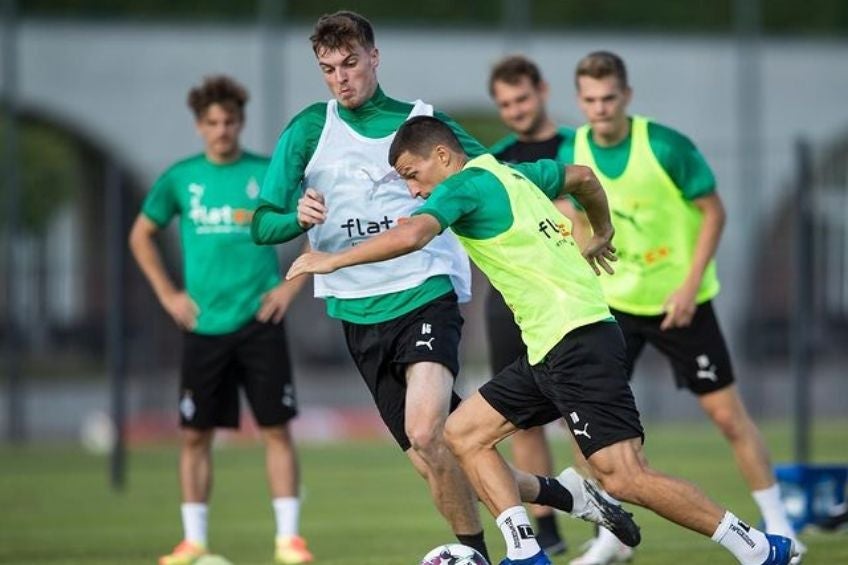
[
  {"left": 660, "top": 283, "right": 698, "bottom": 330},
  {"left": 286, "top": 251, "right": 337, "bottom": 280},
  {"left": 582, "top": 233, "right": 617, "bottom": 276},
  {"left": 256, "top": 283, "right": 295, "bottom": 324},
  {"left": 161, "top": 290, "right": 199, "bottom": 330},
  {"left": 297, "top": 188, "right": 327, "bottom": 230}
]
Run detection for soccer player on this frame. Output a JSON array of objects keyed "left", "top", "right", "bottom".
[
  {"left": 285, "top": 115, "right": 799, "bottom": 565},
  {"left": 565, "top": 51, "right": 804, "bottom": 564},
  {"left": 250, "top": 12, "right": 625, "bottom": 561},
  {"left": 485, "top": 54, "right": 591, "bottom": 556},
  {"left": 129, "top": 76, "right": 312, "bottom": 565}
]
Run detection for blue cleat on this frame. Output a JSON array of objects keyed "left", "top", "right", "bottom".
[
  {"left": 761, "top": 534, "right": 797, "bottom": 565},
  {"left": 498, "top": 550, "right": 552, "bottom": 565}
]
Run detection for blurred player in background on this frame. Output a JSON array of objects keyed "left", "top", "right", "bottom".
[
  {"left": 485, "top": 54, "right": 593, "bottom": 557},
  {"left": 566, "top": 51, "right": 804, "bottom": 564},
  {"left": 129, "top": 75, "right": 312, "bottom": 565}
]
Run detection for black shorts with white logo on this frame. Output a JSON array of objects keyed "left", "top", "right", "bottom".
[
  {"left": 342, "top": 291, "right": 464, "bottom": 451},
  {"left": 180, "top": 319, "right": 297, "bottom": 429},
  {"left": 612, "top": 300, "right": 735, "bottom": 395},
  {"left": 484, "top": 287, "right": 526, "bottom": 374},
  {"left": 479, "top": 321, "right": 644, "bottom": 458}
]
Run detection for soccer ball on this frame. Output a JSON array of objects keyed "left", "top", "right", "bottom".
[
  {"left": 420, "top": 543, "right": 489, "bottom": 564},
  {"left": 194, "top": 555, "right": 234, "bottom": 565}
]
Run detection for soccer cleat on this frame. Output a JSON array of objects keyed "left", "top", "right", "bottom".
[
  {"left": 556, "top": 468, "right": 641, "bottom": 548},
  {"left": 498, "top": 549, "right": 553, "bottom": 565},
  {"left": 760, "top": 534, "right": 798, "bottom": 565},
  {"left": 535, "top": 528, "right": 567, "bottom": 556},
  {"left": 569, "top": 535, "right": 634, "bottom": 565},
  {"left": 158, "top": 540, "right": 207, "bottom": 565},
  {"left": 275, "top": 535, "right": 314, "bottom": 564}
]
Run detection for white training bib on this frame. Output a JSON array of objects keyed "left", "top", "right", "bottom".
[{"left": 302, "top": 99, "right": 471, "bottom": 302}]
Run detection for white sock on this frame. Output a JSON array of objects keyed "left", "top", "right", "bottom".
[
  {"left": 496, "top": 506, "right": 541, "bottom": 560},
  {"left": 273, "top": 497, "right": 300, "bottom": 538},
  {"left": 752, "top": 484, "right": 796, "bottom": 538},
  {"left": 712, "top": 511, "right": 770, "bottom": 565},
  {"left": 181, "top": 502, "right": 208, "bottom": 546}
]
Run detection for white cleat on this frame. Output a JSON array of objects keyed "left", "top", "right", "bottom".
[{"left": 569, "top": 531, "right": 634, "bottom": 565}]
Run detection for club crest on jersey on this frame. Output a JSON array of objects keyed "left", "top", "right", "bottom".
[{"left": 245, "top": 176, "right": 260, "bottom": 199}]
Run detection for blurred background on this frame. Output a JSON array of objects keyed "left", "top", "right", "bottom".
[{"left": 1, "top": 0, "right": 846, "bottom": 456}]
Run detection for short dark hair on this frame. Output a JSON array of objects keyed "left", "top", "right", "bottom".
[
  {"left": 388, "top": 116, "right": 464, "bottom": 167},
  {"left": 310, "top": 10, "right": 375, "bottom": 56},
  {"left": 186, "top": 75, "right": 248, "bottom": 120},
  {"left": 489, "top": 54, "right": 544, "bottom": 97},
  {"left": 575, "top": 51, "right": 629, "bottom": 89}
]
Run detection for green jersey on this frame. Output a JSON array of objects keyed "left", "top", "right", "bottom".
[
  {"left": 252, "top": 86, "right": 486, "bottom": 324},
  {"left": 142, "top": 152, "right": 279, "bottom": 335},
  {"left": 414, "top": 155, "right": 612, "bottom": 364}
]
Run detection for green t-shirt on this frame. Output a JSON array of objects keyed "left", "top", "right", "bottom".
[
  {"left": 415, "top": 159, "right": 565, "bottom": 238},
  {"left": 142, "top": 152, "right": 280, "bottom": 335},
  {"left": 252, "top": 86, "right": 487, "bottom": 324},
  {"left": 559, "top": 119, "right": 715, "bottom": 201}
]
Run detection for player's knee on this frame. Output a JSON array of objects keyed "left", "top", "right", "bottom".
[
  {"left": 182, "top": 428, "right": 213, "bottom": 451},
  {"left": 597, "top": 467, "right": 642, "bottom": 503},
  {"left": 406, "top": 424, "right": 443, "bottom": 455},
  {"left": 443, "top": 415, "right": 471, "bottom": 456},
  {"left": 708, "top": 405, "right": 745, "bottom": 440}
]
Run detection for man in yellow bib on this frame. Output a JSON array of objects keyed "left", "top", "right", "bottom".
[
  {"left": 285, "top": 115, "right": 798, "bottom": 565},
  {"left": 567, "top": 51, "right": 803, "bottom": 564}
]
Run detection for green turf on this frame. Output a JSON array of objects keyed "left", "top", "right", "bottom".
[{"left": 1, "top": 420, "right": 846, "bottom": 564}]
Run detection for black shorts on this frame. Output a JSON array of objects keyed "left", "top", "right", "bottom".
[
  {"left": 479, "top": 321, "right": 644, "bottom": 458},
  {"left": 612, "top": 301, "right": 735, "bottom": 395},
  {"left": 342, "top": 291, "right": 464, "bottom": 451},
  {"left": 484, "top": 287, "right": 527, "bottom": 374},
  {"left": 180, "top": 319, "right": 297, "bottom": 429}
]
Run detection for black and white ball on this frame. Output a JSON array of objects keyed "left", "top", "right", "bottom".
[{"left": 420, "top": 543, "right": 489, "bottom": 565}]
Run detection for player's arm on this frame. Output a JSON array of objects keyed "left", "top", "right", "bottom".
[
  {"left": 561, "top": 164, "right": 617, "bottom": 275},
  {"left": 128, "top": 214, "right": 199, "bottom": 330},
  {"left": 286, "top": 215, "right": 441, "bottom": 280},
  {"left": 252, "top": 108, "right": 323, "bottom": 245},
  {"left": 256, "top": 240, "right": 312, "bottom": 323},
  {"left": 553, "top": 197, "right": 592, "bottom": 251},
  {"left": 660, "top": 192, "right": 725, "bottom": 330}
]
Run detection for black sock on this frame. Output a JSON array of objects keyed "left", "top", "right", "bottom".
[
  {"left": 535, "top": 513, "right": 560, "bottom": 539},
  {"left": 534, "top": 475, "right": 574, "bottom": 512},
  {"left": 456, "top": 531, "right": 490, "bottom": 563}
]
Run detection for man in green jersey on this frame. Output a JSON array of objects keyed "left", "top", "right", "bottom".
[
  {"left": 485, "top": 54, "right": 596, "bottom": 557},
  {"left": 566, "top": 51, "right": 804, "bottom": 564},
  {"left": 129, "top": 76, "right": 312, "bottom": 565},
  {"left": 286, "top": 116, "right": 800, "bottom": 565}
]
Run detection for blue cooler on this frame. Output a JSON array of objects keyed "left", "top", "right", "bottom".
[{"left": 775, "top": 463, "right": 848, "bottom": 531}]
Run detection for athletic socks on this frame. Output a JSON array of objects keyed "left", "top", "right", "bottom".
[
  {"left": 456, "top": 531, "right": 490, "bottom": 563},
  {"left": 712, "top": 511, "right": 770, "bottom": 564},
  {"left": 272, "top": 497, "right": 300, "bottom": 538},
  {"left": 181, "top": 502, "right": 208, "bottom": 546},
  {"left": 496, "top": 506, "right": 541, "bottom": 560},
  {"left": 753, "top": 484, "right": 796, "bottom": 537},
  {"left": 534, "top": 475, "right": 574, "bottom": 512}
]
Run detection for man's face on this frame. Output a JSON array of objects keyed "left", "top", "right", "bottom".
[
  {"left": 196, "top": 103, "right": 243, "bottom": 161},
  {"left": 576, "top": 75, "right": 631, "bottom": 139},
  {"left": 394, "top": 148, "right": 451, "bottom": 200},
  {"left": 316, "top": 42, "right": 379, "bottom": 109},
  {"left": 491, "top": 77, "right": 548, "bottom": 137}
]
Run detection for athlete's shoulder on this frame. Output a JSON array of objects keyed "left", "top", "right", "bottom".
[
  {"left": 285, "top": 102, "right": 328, "bottom": 133},
  {"left": 645, "top": 119, "right": 700, "bottom": 152},
  {"left": 488, "top": 133, "right": 519, "bottom": 157},
  {"left": 162, "top": 153, "right": 206, "bottom": 176}
]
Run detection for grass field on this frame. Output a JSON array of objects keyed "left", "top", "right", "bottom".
[{"left": 1, "top": 420, "right": 846, "bottom": 565}]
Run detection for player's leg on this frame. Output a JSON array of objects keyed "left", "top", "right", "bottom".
[
  {"left": 651, "top": 302, "right": 801, "bottom": 551},
  {"left": 562, "top": 322, "right": 797, "bottom": 565},
  {"left": 237, "top": 320, "right": 312, "bottom": 564},
  {"left": 570, "top": 311, "right": 646, "bottom": 565},
  {"left": 485, "top": 289, "right": 566, "bottom": 556},
  {"left": 161, "top": 331, "right": 239, "bottom": 565}
]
